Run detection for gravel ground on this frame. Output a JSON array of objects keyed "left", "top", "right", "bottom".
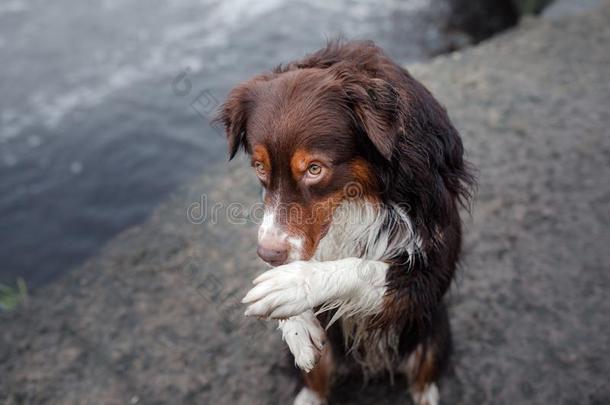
[{"left": 1, "top": 4, "right": 609, "bottom": 404}]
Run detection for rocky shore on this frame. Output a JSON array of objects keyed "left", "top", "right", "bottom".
[{"left": 2, "top": 3, "right": 609, "bottom": 404}]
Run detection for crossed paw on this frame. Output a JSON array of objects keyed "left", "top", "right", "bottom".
[
  {"left": 242, "top": 261, "right": 318, "bottom": 319},
  {"left": 279, "top": 311, "right": 326, "bottom": 372},
  {"left": 243, "top": 261, "right": 328, "bottom": 371}
]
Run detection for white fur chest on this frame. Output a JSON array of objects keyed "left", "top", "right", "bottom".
[{"left": 311, "top": 200, "right": 416, "bottom": 375}]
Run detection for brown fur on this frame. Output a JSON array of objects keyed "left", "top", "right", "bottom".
[
  {"left": 304, "top": 345, "right": 335, "bottom": 400},
  {"left": 217, "top": 39, "right": 474, "bottom": 403}
]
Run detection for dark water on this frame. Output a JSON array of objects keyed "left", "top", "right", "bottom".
[{"left": 0, "top": 0, "right": 457, "bottom": 289}]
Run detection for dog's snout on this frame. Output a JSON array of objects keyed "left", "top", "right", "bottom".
[{"left": 257, "top": 242, "right": 288, "bottom": 266}]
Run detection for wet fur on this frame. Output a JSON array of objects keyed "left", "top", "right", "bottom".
[{"left": 218, "top": 39, "right": 474, "bottom": 404}]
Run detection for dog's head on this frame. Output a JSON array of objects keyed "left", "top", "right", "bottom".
[
  {"left": 217, "top": 66, "right": 401, "bottom": 265},
  {"left": 217, "top": 41, "right": 473, "bottom": 266}
]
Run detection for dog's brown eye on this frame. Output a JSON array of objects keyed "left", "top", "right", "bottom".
[
  {"left": 308, "top": 164, "right": 322, "bottom": 176},
  {"left": 254, "top": 162, "right": 266, "bottom": 177}
]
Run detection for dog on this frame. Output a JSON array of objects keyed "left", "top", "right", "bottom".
[{"left": 217, "top": 40, "right": 474, "bottom": 405}]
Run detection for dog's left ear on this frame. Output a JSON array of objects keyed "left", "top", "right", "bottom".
[
  {"left": 216, "top": 84, "right": 254, "bottom": 160},
  {"left": 344, "top": 77, "right": 401, "bottom": 161}
]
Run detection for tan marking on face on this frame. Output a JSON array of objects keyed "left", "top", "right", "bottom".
[
  {"left": 256, "top": 150, "right": 378, "bottom": 262},
  {"left": 284, "top": 190, "right": 344, "bottom": 260},
  {"left": 252, "top": 144, "right": 271, "bottom": 172},
  {"left": 349, "top": 158, "right": 378, "bottom": 195},
  {"left": 280, "top": 155, "right": 380, "bottom": 261},
  {"left": 290, "top": 148, "right": 310, "bottom": 177},
  {"left": 290, "top": 148, "right": 332, "bottom": 183}
]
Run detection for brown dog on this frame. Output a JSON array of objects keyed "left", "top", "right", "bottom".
[{"left": 218, "top": 40, "right": 474, "bottom": 405}]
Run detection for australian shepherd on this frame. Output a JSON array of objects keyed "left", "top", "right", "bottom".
[{"left": 217, "top": 40, "right": 474, "bottom": 405}]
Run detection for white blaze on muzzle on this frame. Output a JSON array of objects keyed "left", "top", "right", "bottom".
[{"left": 258, "top": 205, "right": 306, "bottom": 262}]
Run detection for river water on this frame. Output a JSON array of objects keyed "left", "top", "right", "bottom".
[{"left": 0, "top": 0, "right": 458, "bottom": 288}]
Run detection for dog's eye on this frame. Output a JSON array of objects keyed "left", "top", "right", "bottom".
[
  {"left": 254, "top": 162, "right": 266, "bottom": 177},
  {"left": 307, "top": 164, "right": 322, "bottom": 176}
]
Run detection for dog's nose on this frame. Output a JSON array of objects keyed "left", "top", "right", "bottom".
[{"left": 257, "top": 243, "right": 288, "bottom": 266}]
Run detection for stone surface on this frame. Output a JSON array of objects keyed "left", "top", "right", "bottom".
[{"left": 2, "top": 4, "right": 610, "bottom": 404}]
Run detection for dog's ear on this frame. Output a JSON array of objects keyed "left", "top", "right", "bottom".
[
  {"left": 344, "top": 77, "right": 401, "bottom": 161},
  {"left": 216, "top": 84, "right": 254, "bottom": 160}
]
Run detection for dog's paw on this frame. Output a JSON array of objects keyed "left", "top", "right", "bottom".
[
  {"left": 279, "top": 311, "right": 326, "bottom": 372},
  {"left": 242, "top": 261, "right": 315, "bottom": 319}
]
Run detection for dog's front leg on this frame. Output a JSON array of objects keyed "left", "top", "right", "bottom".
[
  {"left": 277, "top": 310, "right": 326, "bottom": 372},
  {"left": 242, "top": 258, "right": 389, "bottom": 320}
]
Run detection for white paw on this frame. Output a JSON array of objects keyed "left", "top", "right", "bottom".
[
  {"left": 242, "top": 261, "right": 314, "bottom": 319},
  {"left": 293, "top": 387, "right": 325, "bottom": 405},
  {"left": 279, "top": 311, "right": 326, "bottom": 372}
]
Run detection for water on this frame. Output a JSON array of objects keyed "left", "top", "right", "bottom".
[{"left": 0, "top": 0, "right": 455, "bottom": 289}]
